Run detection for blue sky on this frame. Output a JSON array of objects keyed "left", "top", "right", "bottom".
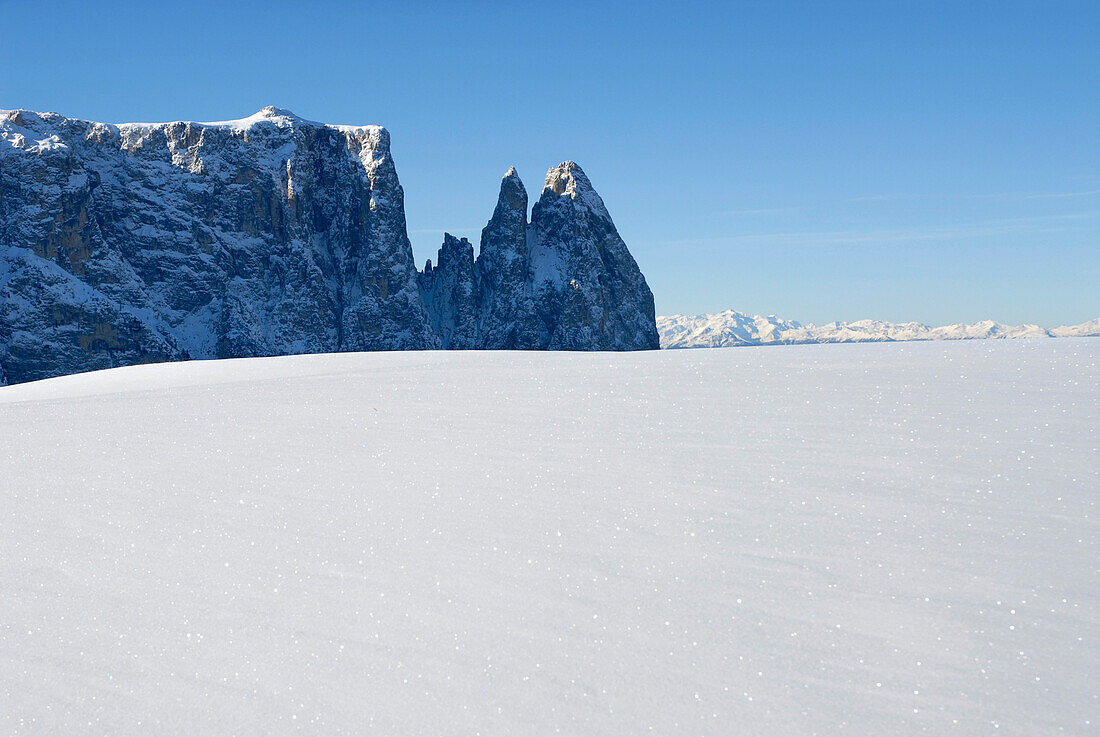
[{"left": 2, "top": 0, "right": 1097, "bottom": 325}]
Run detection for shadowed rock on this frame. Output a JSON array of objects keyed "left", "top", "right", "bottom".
[
  {"left": 419, "top": 233, "right": 477, "bottom": 350},
  {"left": 1, "top": 109, "right": 659, "bottom": 385},
  {"left": 527, "top": 162, "right": 659, "bottom": 350},
  {"left": 472, "top": 167, "right": 541, "bottom": 349},
  {"left": 0, "top": 107, "right": 437, "bottom": 384}
]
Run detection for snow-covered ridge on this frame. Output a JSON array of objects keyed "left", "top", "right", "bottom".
[
  {"left": 1, "top": 105, "right": 382, "bottom": 138},
  {"left": 658, "top": 309, "right": 1100, "bottom": 348}
]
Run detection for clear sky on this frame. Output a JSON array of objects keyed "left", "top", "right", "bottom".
[{"left": 2, "top": 0, "right": 1097, "bottom": 325}]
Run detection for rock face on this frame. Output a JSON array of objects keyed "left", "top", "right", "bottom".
[
  {"left": 416, "top": 163, "right": 660, "bottom": 352},
  {"left": 527, "top": 162, "right": 659, "bottom": 350},
  {"left": 473, "top": 167, "right": 541, "bottom": 349},
  {"left": 0, "top": 107, "right": 436, "bottom": 384},
  {"left": 1, "top": 108, "right": 658, "bottom": 385},
  {"left": 419, "top": 233, "right": 477, "bottom": 350}
]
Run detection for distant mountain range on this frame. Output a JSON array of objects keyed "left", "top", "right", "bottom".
[{"left": 657, "top": 310, "right": 1100, "bottom": 349}]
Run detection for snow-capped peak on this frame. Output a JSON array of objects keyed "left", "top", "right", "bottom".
[
  {"left": 657, "top": 310, "right": 1100, "bottom": 348},
  {"left": 539, "top": 161, "right": 611, "bottom": 220}
]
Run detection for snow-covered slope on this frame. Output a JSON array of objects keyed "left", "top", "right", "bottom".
[
  {"left": 1, "top": 341, "right": 1095, "bottom": 735},
  {"left": 658, "top": 309, "right": 1100, "bottom": 348}
]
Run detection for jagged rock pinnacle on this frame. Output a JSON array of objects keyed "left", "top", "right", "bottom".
[
  {"left": 529, "top": 162, "right": 659, "bottom": 350},
  {"left": 419, "top": 234, "right": 477, "bottom": 349},
  {"left": 472, "top": 167, "right": 539, "bottom": 349}
]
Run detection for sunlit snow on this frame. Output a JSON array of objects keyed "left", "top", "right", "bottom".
[{"left": 1, "top": 341, "right": 1095, "bottom": 735}]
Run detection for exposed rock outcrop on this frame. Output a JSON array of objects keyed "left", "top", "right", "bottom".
[
  {"left": 473, "top": 167, "right": 541, "bottom": 349},
  {"left": 0, "top": 107, "right": 437, "bottom": 384},
  {"left": 1, "top": 108, "right": 658, "bottom": 385},
  {"left": 527, "top": 162, "right": 659, "bottom": 351},
  {"left": 419, "top": 234, "right": 477, "bottom": 350}
]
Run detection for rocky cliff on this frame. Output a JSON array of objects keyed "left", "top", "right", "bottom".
[
  {"left": 473, "top": 167, "right": 541, "bottom": 349},
  {"left": 419, "top": 233, "right": 477, "bottom": 350},
  {"left": 527, "top": 162, "right": 659, "bottom": 350},
  {"left": 416, "top": 163, "right": 660, "bottom": 352},
  {"left": 0, "top": 108, "right": 658, "bottom": 384}
]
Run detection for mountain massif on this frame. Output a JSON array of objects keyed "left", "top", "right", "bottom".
[
  {"left": 0, "top": 107, "right": 658, "bottom": 385},
  {"left": 658, "top": 310, "right": 1100, "bottom": 348}
]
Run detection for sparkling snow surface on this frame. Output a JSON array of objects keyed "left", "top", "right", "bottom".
[{"left": 1, "top": 341, "right": 1096, "bottom": 736}]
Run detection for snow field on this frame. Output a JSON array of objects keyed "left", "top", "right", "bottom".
[{"left": 0, "top": 340, "right": 1096, "bottom": 735}]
